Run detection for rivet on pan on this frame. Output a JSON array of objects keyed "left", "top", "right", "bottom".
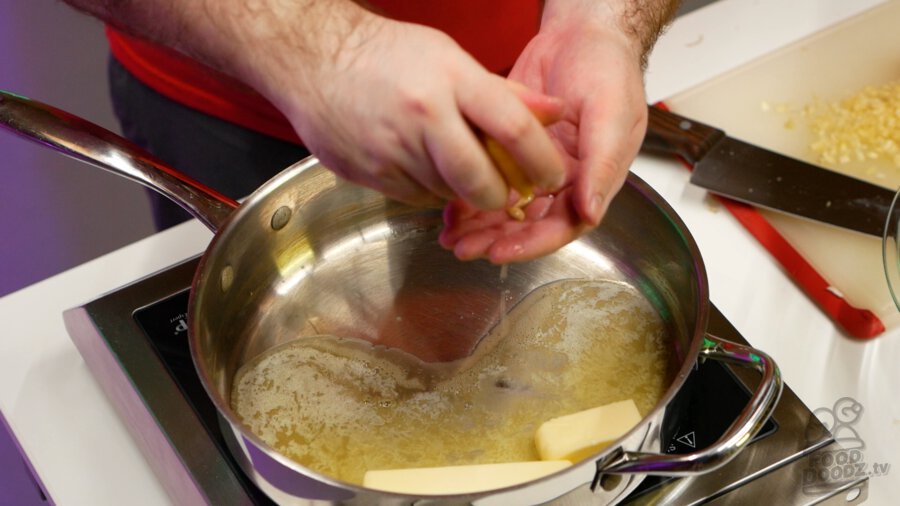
[
  {"left": 221, "top": 265, "right": 234, "bottom": 292},
  {"left": 271, "top": 206, "right": 292, "bottom": 231}
]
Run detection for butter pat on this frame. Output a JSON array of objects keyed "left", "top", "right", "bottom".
[
  {"left": 535, "top": 399, "right": 641, "bottom": 462},
  {"left": 363, "top": 460, "right": 571, "bottom": 495}
]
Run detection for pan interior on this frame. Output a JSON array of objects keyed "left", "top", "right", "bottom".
[
  {"left": 190, "top": 161, "right": 706, "bottom": 451},
  {"left": 231, "top": 276, "right": 672, "bottom": 485}
]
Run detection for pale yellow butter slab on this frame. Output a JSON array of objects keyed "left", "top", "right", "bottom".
[
  {"left": 535, "top": 399, "right": 641, "bottom": 462},
  {"left": 363, "top": 460, "right": 571, "bottom": 495}
]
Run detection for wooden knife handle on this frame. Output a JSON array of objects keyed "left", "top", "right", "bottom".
[{"left": 642, "top": 106, "right": 727, "bottom": 165}]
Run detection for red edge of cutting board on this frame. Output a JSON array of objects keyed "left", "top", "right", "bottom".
[{"left": 653, "top": 102, "right": 884, "bottom": 340}]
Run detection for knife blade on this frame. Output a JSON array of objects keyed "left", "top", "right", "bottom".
[{"left": 642, "top": 106, "right": 896, "bottom": 237}]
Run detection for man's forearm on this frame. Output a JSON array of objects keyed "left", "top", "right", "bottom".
[
  {"left": 619, "top": 0, "right": 680, "bottom": 66},
  {"left": 60, "top": 0, "right": 378, "bottom": 98},
  {"left": 542, "top": 0, "right": 680, "bottom": 67}
]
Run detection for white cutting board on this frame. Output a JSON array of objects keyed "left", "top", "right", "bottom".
[{"left": 666, "top": 1, "right": 900, "bottom": 331}]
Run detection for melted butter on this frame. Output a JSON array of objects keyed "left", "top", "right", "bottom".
[{"left": 231, "top": 279, "right": 671, "bottom": 485}]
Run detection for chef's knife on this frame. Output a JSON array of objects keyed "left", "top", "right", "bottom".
[{"left": 642, "top": 106, "right": 896, "bottom": 237}]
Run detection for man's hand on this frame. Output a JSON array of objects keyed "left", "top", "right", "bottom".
[
  {"left": 264, "top": 15, "right": 567, "bottom": 209},
  {"left": 440, "top": 0, "right": 678, "bottom": 264}
]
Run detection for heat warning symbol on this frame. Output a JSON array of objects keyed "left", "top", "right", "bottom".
[{"left": 676, "top": 431, "right": 696, "bottom": 448}]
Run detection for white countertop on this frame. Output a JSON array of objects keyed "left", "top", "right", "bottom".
[{"left": 1, "top": 0, "right": 897, "bottom": 504}]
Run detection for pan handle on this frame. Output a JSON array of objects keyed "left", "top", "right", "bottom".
[
  {"left": 593, "top": 334, "right": 783, "bottom": 480},
  {"left": 0, "top": 90, "right": 239, "bottom": 231}
]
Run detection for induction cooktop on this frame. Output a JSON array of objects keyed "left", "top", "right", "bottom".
[{"left": 64, "top": 257, "right": 868, "bottom": 505}]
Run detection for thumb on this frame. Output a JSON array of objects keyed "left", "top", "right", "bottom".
[{"left": 574, "top": 114, "right": 645, "bottom": 227}]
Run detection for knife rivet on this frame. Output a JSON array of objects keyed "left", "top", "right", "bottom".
[{"left": 679, "top": 120, "right": 692, "bottom": 130}]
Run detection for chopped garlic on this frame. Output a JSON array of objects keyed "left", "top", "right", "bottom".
[{"left": 800, "top": 81, "right": 900, "bottom": 169}]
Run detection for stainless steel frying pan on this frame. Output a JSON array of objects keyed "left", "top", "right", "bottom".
[{"left": 0, "top": 89, "right": 782, "bottom": 505}]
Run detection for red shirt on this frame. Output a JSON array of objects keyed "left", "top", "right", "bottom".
[{"left": 106, "top": 1, "right": 541, "bottom": 144}]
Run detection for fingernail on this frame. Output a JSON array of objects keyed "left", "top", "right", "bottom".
[
  {"left": 546, "top": 172, "right": 566, "bottom": 192},
  {"left": 588, "top": 194, "right": 604, "bottom": 225}
]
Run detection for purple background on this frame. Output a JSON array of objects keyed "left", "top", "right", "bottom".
[
  {"left": 0, "top": 0, "right": 154, "bottom": 299},
  {"left": 0, "top": 0, "right": 153, "bottom": 501}
]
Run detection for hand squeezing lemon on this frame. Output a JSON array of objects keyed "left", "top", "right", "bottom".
[
  {"left": 482, "top": 83, "right": 565, "bottom": 221},
  {"left": 484, "top": 137, "right": 535, "bottom": 221}
]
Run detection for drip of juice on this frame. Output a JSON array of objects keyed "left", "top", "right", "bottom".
[
  {"left": 231, "top": 279, "right": 671, "bottom": 485},
  {"left": 498, "top": 264, "right": 510, "bottom": 340}
]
